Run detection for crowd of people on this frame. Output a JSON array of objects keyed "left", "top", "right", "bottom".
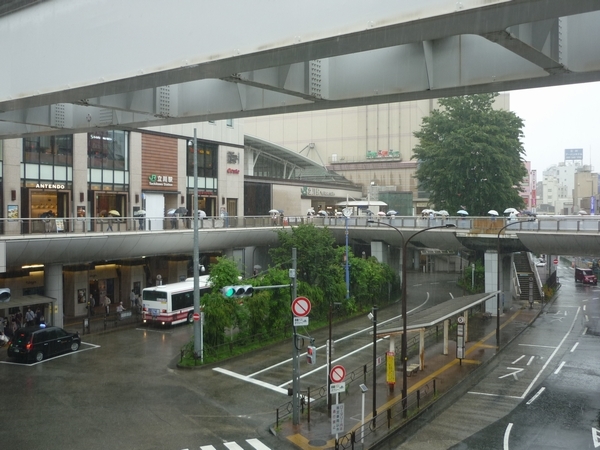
[{"left": 0, "top": 306, "right": 46, "bottom": 343}]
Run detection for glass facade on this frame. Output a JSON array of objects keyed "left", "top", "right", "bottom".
[
  {"left": 23, "top": 135, "right": 73, "bottom": 183},
  {"left": 186, "top": 139, "right": 218, "bottom": 178},
  {"left": 88, "top": 131, "right": 129, "bottom": 190}
]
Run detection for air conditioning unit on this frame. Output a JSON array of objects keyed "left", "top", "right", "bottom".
[{"left": 0, "top": 288, "right": 10, "bottom": 302}]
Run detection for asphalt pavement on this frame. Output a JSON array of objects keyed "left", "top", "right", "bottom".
[{"left": 277, "top": 296, "right": 542, "bottom": 450}]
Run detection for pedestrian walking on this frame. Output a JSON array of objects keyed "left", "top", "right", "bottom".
[
  {"left": 103, "top": 296, "right": 111, "bottom": 315},
  {"left": 88, "top": 293, "right": 96, "bottom": 315},
  {"left": 25, "top": 307, "right": 35, "bottom": 326}
]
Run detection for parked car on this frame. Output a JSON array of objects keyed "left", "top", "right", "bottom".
[
  {"left": 575, "top": 267, "right": 598, "bottom": 285},
  {"left": 535, "top": 260, "right": 546, "bottom": 267},
  {"left": 7, "top": 325, "right": 81, "bottom": 363}
]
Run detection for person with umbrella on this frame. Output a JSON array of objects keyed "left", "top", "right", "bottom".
[
  {"left": 107, "top": 210, "right": 120, "bottom": 231},
  {"left": 134, "top": 209, "right": 146, "bottom": 230}
]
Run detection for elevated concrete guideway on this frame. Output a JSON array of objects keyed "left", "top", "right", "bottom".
[{"left": 2, "top": 0, "right": 600, "bottom": 137}]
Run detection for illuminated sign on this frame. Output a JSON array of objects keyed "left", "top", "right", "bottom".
[
  {"left": 226, "top": 168, "right": 240, "bottom": 174},
  {"left": 35, "top": 183, "right": 66, "bottom": 189}
]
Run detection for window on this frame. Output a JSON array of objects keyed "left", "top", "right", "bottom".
[
  {"left": 23, "top": 135, "right": 73, "bottom": 166},
  {"left": 186, "top": 140, "right": 218, "bottom": 178},
  {"left": 226, "top": 119, "right": 233, "bottom": 127},
  {"left": 87, "top": 130, "right": 129, "bottom": 191}
]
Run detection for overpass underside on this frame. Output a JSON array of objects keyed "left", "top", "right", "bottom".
[{"left": 2, "top": 0, "right": 600, "bottom": 137}]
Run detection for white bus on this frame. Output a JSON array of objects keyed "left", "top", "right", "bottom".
[{"left": 142, "top": 276, "right": 211, "bottom": 325}]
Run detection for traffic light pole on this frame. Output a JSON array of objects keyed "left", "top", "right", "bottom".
[
  {"left": 192, "top": 129, "right": 202, "bottom": 362},
  {"left": 291, "top": 248, "right": 301, "bottom": 425}
]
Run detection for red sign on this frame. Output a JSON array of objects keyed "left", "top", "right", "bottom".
[
  {"left": 553, "top": 258, "right": 559, "bottom": 265},
  {"left": 291, "top": 297, "right": 311, "bottom": 317},
  {"left": 193, "top": 313, "right": 200, "bottom": 321},
  {"left": 330, "top": 365, "right": 346, "bottom": 383}
]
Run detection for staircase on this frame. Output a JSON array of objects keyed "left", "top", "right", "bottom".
[{"left": 513, "top": 252, "right": 542, "bottom": 302}]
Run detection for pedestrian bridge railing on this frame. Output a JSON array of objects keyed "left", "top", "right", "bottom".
[{"left": 0, "top": 215, "right": 598, "bottom": 237}]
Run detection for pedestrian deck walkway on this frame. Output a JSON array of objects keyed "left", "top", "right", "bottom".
[{"left": 277, "top": 299, "right": 542, "bottom": 450}]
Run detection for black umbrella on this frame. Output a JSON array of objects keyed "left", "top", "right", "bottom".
[{"left": 175, "top": 207, "right": 188, "bottom": 215}]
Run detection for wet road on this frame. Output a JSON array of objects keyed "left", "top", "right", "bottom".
[
  {"left": 396, "top": 263, "right": 600, "bottom": 450},
  {"left": 0, "top": 271, "right": 461, "bottom": 450}
]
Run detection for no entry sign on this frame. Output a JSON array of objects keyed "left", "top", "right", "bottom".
[
  {"left": 330, "top": 364, "right": 346, "bottom": 383},
  {"left": 291, "top": 297, "right": 311, "bottom": 317},
  {"left": 553, "top": 258, "right": 558, "bottom": 265},
  {"left": 193, "top": 313, "right": 200, "bottom": 321}
]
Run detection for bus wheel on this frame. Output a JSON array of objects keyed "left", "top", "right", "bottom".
[{"left": 187, "top": 312, "right": 194, "bottom": 324}]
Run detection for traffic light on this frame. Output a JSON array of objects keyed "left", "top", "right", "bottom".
[
  {"left": 221, "top": 285, "right": 254, "bottom": 298},
  {"left": 307, "top": 345, "right": 316, "bottom": 365}
]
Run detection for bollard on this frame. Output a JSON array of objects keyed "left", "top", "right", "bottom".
[{"left": 417, "top": 389, "right": 421, "bottom": 409}]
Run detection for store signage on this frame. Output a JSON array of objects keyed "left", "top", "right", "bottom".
[
  {"left": 301, "top": 187, "right": 337, "bottom": 197},
  {"left": 35, "top": 183, "right": 66, "bottom": 189},
  {"left": 226, "top": 168, "right": 240, "bottom": 174},
  {"left": 148, "top": 174, "right": 174, "bottom": 186}
]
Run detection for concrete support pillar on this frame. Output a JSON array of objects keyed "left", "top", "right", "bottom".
[
  {"left": 484, "top": 250, "right": 499, "bottom": 315},
  {"left": 45, "top": 263, "right": 64, "bottom": 327},
  {"left": 443, "top": 319, "right": 449, "bottom": 355},
  {"left": 370, "top": 240, "right": 387, "bottom": 264}
]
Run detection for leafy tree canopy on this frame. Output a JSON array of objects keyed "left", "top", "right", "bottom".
[{"left": 413, "top": 93, "right": 527, "bottom": 215}]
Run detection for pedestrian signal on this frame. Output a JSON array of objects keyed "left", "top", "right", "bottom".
[
  {"left": 307, "top": 345, "right": 316, "bottom": 365},
  {"left": 221, "top": 285, "right": 254, "bottom": 298}
]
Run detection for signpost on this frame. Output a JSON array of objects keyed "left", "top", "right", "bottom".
[
  {"left": 291, "top": 296, "right": 311, "bottom": 317},
  {"left": 456, "top": 316, "right": 465, "bottom": 361},
  {"left": 330, "top": 365, "right": 346, "bottom": 437},
  {"left": 553, "top": 258, "right": 559, "bottom": 266}
]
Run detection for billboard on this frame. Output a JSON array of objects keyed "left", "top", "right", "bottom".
[{"left": 564, "top": 148, "right": 583, "bottom": 161}]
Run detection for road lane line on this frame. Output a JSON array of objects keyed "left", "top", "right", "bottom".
[
  {"left": 526, "top": 386, "right": 545, "bottom": 405},
  {"left": 520, "top": 306, "right": 580, "bottom": 399},
  {"left": 554, "top": 361, "right": 566, "bottom": 375},
  {"left": 570, "top": 342, "right": 579, "bottom": 352},
  {"left": 504, "top": 423, "right": 513, "bottom": 450},
  {"left": 247, "top": 438, "right": 271, "bottom": 449}
]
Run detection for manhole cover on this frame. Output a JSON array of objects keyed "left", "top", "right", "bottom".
[{"left": 308, "top": 439, "right": 327, "bottom": 446}]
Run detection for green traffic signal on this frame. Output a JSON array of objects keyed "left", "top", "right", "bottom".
[{"left": 221, "top": 285, "right": 254, "bottom": 298}]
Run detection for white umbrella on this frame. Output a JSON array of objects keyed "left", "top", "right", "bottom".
[
  {"left": 488, "top": 210, "right": 499, "bottom": 216},
  {"left": 386, "top": 210, "right": 398, "bottom": 216},
  {"left": 317, "top": 210, "right": 328, "bottom": 216},
  {"left": 268, "top": 209, "right": 279, "bottom": 214},
  {"left": 166, "top": 208, "right": 176, "bottom": 216},
  {"left": 503, "top": 207, "right": 518, "bottom": 214},
  {"left": 307, "top": 208, "right": 315, "bottom": 215},
  {"left": 133, "top": 209, "right": 146, "bottom": 216},
  {"left": 377, "top": 211, "right": 386, "bottom": 216},
  {"left": 198, "top": 210, "right": 207, "bottom": 219},
  {"left": 578, "top": 210, "right": 589, "bottom": 215},
  {"left": 457, "top": 210, "right": 469, "bottom": 215},
  {"left": 436, "top": 210, "right": 449, "bottom": 216},
  {"left": 422, "top": 208, "right": 434, "bottom": 214}
]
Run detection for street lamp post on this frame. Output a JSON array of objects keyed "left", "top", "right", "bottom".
[{"left": 368, "top": 220, "right": 456, "bottom": 417}]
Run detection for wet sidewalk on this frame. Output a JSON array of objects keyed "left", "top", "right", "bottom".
[
  {"left": 63, "top": 307, "right": 143, "bottom": 335},
  {"left": 278, "top": 299, "right": 542, "bottom": 450}
]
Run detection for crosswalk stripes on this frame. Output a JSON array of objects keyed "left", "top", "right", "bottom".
[{"left": 191, "top": 438, "right": 271, "bottom": 450}]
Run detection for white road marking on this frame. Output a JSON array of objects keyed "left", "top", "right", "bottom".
[
  {"left": 526, "top": 387, "right": 545, "bottom": 405},
  {"left": 592, "top": 427, "right": 600, "bottom": 448},
  {"left": 554, "top": 361, "right": 566, "bottom": 375},
  {"left": 511, "top": 355, "right": 525, "bottom": 364},
  {"left": 213, "top": 368, "right": 288, "bottom": 395},
  {"left": 526, "top": 356, "right": 535, "bottom": 366},
  {"left": 570, "top": 342, "right": 579, "bottom": 352},
  {"left": 247, "top": 438, "right": 271, "bottom": 449},
  {"left": 499, "top": 367, "right": 524, "bottom": 380},
  {"left": 503, "top": 423, "right": 513, "bottom": 450},
  {"left": 224, "top": 442, "right": 244, "bottom": 449}
]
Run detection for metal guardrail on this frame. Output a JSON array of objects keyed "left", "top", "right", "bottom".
[{"left": 1, "top": 215, "right": 599, "bottom": 237}]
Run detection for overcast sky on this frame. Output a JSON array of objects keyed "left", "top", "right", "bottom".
[{"left": 508, "top": 81, "right": 600, "bottom": 176}]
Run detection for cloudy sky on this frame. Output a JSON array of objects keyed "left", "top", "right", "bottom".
[{"left": 508, "top": 81, "right": 600, "bottom": 176}]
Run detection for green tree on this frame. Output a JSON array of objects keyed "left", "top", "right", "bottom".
[
  {"left": 270, "top": 223, "right": 346, "bottom": 319},
  {"left": 413, "top": 93, "right": 527, "bottom": 215}
]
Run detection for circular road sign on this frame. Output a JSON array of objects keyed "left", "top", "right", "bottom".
[
  {"left": 457, "top": 316, "right": 465, "bottom": 324},
  {"left": 330, "top": 364, "right": 346, "bottom": 383},
  {"left": 553, "top": 258, "right": 559, "bottom": 265},
  {"left": 291, "top": 296, "right": 311, "bottom": 317},
  {"left": 193, "top": 313, "right": 200, "bottom": 321}
]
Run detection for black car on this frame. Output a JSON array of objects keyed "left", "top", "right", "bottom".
[{"left": 7, "top": 325, "right": 81, "bottom": 363}]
